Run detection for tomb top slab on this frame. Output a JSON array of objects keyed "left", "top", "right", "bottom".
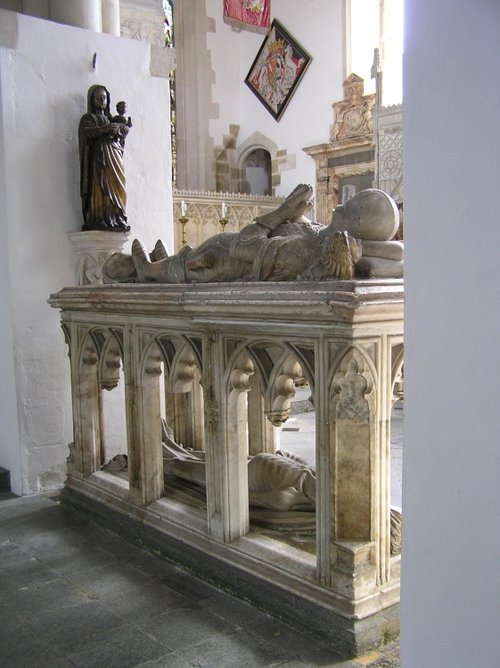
[{"left": 49, "top": 280, "right": 404, "bottom": 326}]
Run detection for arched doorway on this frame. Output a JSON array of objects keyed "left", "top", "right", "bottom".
[{"left": 243, "top": 148, "right": 272, "bottom": 196}]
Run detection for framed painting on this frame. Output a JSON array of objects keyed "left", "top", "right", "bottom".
[{"left": 245, "top": 19, "right": 312, "bottom": 121}]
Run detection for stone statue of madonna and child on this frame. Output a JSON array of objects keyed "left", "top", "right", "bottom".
[{"left": 78, "top": 84, "right": 131, "bottom": 232}]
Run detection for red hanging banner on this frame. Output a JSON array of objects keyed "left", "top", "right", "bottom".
[{"left": 224, "top": 0, "right": 271, "bottom": 34}]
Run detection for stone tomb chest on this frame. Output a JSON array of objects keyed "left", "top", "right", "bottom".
[{"left": 49, "top": 279, "right": 403, "bottom": 656}]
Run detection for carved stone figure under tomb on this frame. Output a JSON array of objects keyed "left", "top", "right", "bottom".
[
  {"left": 163, "top": 443, "right": 316, "bottom": 511},
  {"left": 159, "top": 418, "right": 316, "bottom": 515},
  {"left": 102, "top": 184, "right": 403, "bottom": 284},
  {"left": 101, "top": 420, "right": 402, "bottom": 554}
]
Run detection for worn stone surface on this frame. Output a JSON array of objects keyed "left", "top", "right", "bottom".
[{"left": 0, "top": 494, "right": 400, "bottom": 666}]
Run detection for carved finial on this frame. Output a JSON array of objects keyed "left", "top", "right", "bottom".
[
  {"left": 371, "top": 48, "right": 383, "bottom": 106},
  {"left": 371, "top": 48, "right": 381, "bottom": 78}
]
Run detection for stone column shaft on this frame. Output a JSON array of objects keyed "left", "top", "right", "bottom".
[
  {"left": 49, "top": 0, "right": 102, "bottom": 32},
  {"left": 101, "top": 0, "right": 120, "bottom": 36}
]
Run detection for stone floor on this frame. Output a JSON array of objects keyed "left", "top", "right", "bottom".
[
  {"left": 0, "top": 493, "right": 400, "bottom": 667},
  {"left": 1, "top": 400, "right": 403, "bottom": 667}
]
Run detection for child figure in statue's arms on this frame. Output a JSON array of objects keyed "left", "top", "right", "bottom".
[{"left": 112, "top": 101, "right": 132, "bottom": 148}]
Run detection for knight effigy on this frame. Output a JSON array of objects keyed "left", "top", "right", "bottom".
[{"left": 102, "top": 184, "right": 403, "bottom": 284}]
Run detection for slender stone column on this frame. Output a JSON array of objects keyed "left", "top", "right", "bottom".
[
  {"left": 101, "top": 0, "right": 120, "bottom": 36},
  {"left": 49, "top": 0, "right": 102, "bottom": 32},
  {"left": 248, "top": 380, "right": 277, "bottom": 456},
  {"left": 125, "top": 329, "right": 164, "bottom": 506},
  {"left": 203, "top": 330, "right": 225, "bottom": 539},
  {"left": 68, "top": 324, "right": 103, "bottom": 478}
]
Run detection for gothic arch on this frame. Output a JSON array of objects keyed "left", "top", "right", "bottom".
[
  {"left": 225, "top": 339, "right": 315, "bottom": 430},
  {"left": 99, "top": 329, "right": 123, "bottom": 391},
  {"left": 329, "top": 342, "right": 378, "bottom": 393},
  {"left": 224, "top": 339, "right": 274, "bottom": 397},
  {"left": 140, "top": 333, "right": 204, "bottom": 451},
  {"left": 391, "top": 344, "right": 404, "bottom": 404},
  {"left": 75, "top": 329, "right": 102, "bottom": 476},
  {"left": 138, "top": 336, "right": 164, "bottom": 381},
  {"left": 169, "top": 340, "right": 200, "bottom": 393},
  {"left": 236, "top": 132, "right": 281, "bottom": 194},
  {"left": 168, "top": 338, "right": 204, "bottom": 450}
]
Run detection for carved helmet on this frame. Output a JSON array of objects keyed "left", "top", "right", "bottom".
[{"left": 331, "top": 188, "right": 399, "bottom": 241}]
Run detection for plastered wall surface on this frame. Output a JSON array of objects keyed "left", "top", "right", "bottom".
[
  {"left": 402, "top": 0, "right": 500, "bottom": 665},
  {"left": 206, "top": 0, "right": 345, "bottom": 196},
  {"left": 0, "top": 11, "right": 172, "bottom": 494}
]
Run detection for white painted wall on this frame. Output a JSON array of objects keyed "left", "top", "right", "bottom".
[
  {"left": 206, "top": 0, "right": 345, "bottom": 196},
  {"left": 0, "top": 11, "right": 172, "bottom": 494},
  {"left": 402, "top": 1, "right": 500, "bottom": 665},
  {"left": 0, "top": 53, "right": 22, "bottom": 492}
]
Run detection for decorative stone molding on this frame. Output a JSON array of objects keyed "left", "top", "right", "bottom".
[
  {"left": 330, "top": 74, "right": 376, "bottom": 144},
  {"left": 67, "top": 231, "right": 130, "bottom": 286},
  {"left": 304, "top": 75, "right": 404, "bottom": 229}
]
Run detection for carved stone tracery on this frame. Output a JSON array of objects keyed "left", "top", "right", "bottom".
[
  {"left": 51, "top": 280, "right": 403, "bottom": 653},
  {"left": 373, "top": 104, "right": 403, "bottom": 203}
]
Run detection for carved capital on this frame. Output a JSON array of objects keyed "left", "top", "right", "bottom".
[{"left": 264, "top": 407, "right": 291, "bottom": 427}]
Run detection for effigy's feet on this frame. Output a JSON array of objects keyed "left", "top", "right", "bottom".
[{"left": 131, "top": 239, "right": 150, "bottom": 281}]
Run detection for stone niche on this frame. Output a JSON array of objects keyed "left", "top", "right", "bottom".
[
  {"left": 304, "top": 74, "right": 376, "bottom": 226},
  {"left": 49, "top": 280, "right": 403, "bottom": 657}
]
